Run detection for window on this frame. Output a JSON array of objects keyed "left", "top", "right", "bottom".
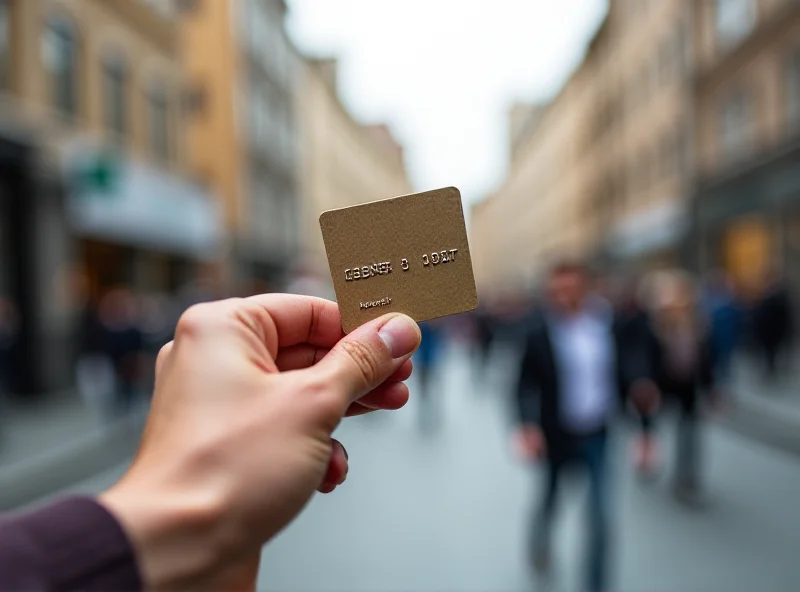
[
  {"left": 103, "top": 55, "right": 127, "bottom": 139},
  {"left": 0, "top": 0, "right": 9, "bottom": 90},
  {"left": 148, "top": 83, "right": 170, "bottom": 163},
  {"left": 786, "top": 49, "right": 800, "bottom": 132},
  {"left": 718, "top": 88, "right": 752, "bottom": 160},
  {"left": 42, "top": 16, "right": 79, "bottom": 117},
  {"left": 142, "top": 0, "right": 174, "bottom": 17},
  {"left": 715, "top": 0, "right": 756, "bottom": 50}
]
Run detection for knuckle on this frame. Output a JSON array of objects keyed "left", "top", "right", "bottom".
[
  {"left": 175, "top": 303, "right": 212, "bottom": 338},
  {"left": 338, "top": 339, "right": 383, "bottom": 389},
  {"left": 156, "top": 342, "right": 173, "bottom": 365}
]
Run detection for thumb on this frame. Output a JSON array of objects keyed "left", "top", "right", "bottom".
[{"left": 314, "top": 313, "right": 421, "bottom": 407}]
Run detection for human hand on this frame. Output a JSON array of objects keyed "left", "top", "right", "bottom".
[
  {"left": 514, "top": 425, "right": 546, "bottom": 462},
  {"left": 100, "top": 295, "right": 421, "bottom": 591},
  {"left": 629, "top": 378, "right": 661, "bottom": 415}
]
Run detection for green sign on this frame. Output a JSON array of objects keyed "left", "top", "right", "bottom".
[{"left": 72, "top": 152, "right": 121, "bottom": 196}]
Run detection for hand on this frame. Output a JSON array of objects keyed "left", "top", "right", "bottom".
[
  {"left": 629, "top": 378, "right": 661, "bottom": 415},
  {"left": 100, "top": 295, "right": 421, "bottom": 591},
  {"left": 708, "top": 388, "right": 729, "bottom": 414},
  {"left": 514, "top": 425, "right": 546, "bottom": 461}
]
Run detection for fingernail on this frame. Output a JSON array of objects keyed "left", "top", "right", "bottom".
[
  {"left": 342, "top": 444, "right": 349, "bottom": 461},
  {"left": 378, "top": 314, "right": 420, "bottom": 359}
]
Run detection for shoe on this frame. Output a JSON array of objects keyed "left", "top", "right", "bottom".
[{"left": 530, "top": 545, "right": 551, "bottom": 574}]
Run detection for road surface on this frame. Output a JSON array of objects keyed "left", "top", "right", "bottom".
[{"left": 55, "top": 343, "right": 800, "bottom": 591}]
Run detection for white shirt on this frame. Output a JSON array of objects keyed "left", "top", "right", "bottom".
[{"left": 549, "top": 306, "right": 616, "bottom": 434}]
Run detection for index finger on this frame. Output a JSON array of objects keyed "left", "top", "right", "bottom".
[{"left": 245, "top": 294, "right": 345, "bottom": 350}]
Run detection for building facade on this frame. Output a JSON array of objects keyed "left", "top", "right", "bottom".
[
  {"left": 0, "top": 0, "right": 223, "bottom": 394},
  {"left": 180, "top": 0, "right": 300, "bottom": 293},
  {"left": 470, "top": 0, "right": 694, "bottom": 295},
  {"left": 692, "top": 0, "right": 800, "bottom": 297},
  {"left": 596, "top": 0, "right": 694, "bottom": 268},
  {"left": 470, "top": 65, "right": 596, "bottom": 294},
  {"left": 297, "top": 58, "right": 411, "bottom": 280}
]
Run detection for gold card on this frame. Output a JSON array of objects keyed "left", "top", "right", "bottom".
[{"left": 320, "top": 186, "right": 478, "bottom": 333}]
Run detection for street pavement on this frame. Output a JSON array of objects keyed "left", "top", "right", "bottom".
[{"left": 46, "top": 342, "right": 800, "bottom": 592}]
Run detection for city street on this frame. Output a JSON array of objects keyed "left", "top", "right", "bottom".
[{"left": 54, "top": 343, "right": 800, "bottom": 592}]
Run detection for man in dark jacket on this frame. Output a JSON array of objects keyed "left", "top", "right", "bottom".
[{"left": 515, "top": 262, "right": 654, "bottom": 592}]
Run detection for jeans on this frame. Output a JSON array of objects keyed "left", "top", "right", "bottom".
[
  {"left": 675, "top": 390, "right": 700, "bottom": 490},
  {"left": 532, "top": 431, "right": 609, "bottom": 592}
]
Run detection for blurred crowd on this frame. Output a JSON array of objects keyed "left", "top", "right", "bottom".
[
  {"left": 408, "top": 261, "right": 796, "bottom": 591},
  {"left": 0, "top": 268, "right": 285, "bottom": 422}
]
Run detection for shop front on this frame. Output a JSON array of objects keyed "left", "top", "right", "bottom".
[
  {"left": 63, "top": 148, "right": 225, "bottom": 300},
  {"left": 690, "top": 140, "right": 800, "bottom": 300}
]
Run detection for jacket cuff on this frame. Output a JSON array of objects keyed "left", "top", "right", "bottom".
[{"left": 12, "top": 496, "right": 142, "bottom": 591}]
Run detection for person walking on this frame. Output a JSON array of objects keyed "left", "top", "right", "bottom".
[
  {"left": 99, "top": 289, "right": 144, "bottom": 416},
  {"left": 415, "top": 320, "right": 444, "bottom": 430},
  {"left": 752, "top": 272, "right": 794, "bottom": 380},
  {"left": 613, "top": 276, "right": 661, "bottom": 477},
  {"left": 701, "top": 270, "right": 742, "bottom": 383},
  {"left": 515, "top": 261, "right": 653, "bottom": 592},
  {"left": 650, "top": 271, "right": 719, "bottom": 505}
]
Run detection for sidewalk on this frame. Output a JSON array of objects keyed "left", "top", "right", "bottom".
[
  {"left": 722, "top": 352, "right": 800, "bottom": 457},
  {"left": 0, "top": 392, "right": 145, "bottom": 510},
  {"left": 1, "top": 345, "right": 797, "bottom": 511}
]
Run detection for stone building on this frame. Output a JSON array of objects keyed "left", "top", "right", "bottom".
[
  {"left": 0, "top": 0, "right": 222, "bottom": 394},
  {"left": 297, "top": 58, "right": 411, "bottom": 283}
]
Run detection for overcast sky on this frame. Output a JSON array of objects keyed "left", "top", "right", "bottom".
[{"left": 286, "top": 0, "right": 607, "bottom": 205}]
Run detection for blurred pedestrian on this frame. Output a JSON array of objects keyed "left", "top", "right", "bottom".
[
  {"left": 473, "top": 307, "right": 495, "bottom": 371},
  {"left": 650, "top": 271, "right": 719, "bottom": 505},
  {"left": 137, "top": 292, "right": 174, "bottom": 397},
  {"left": 75, "top": 294, "right": 116, "bottom": 417},
  {"left": 415, "top": 320, "right": 444, "bottom": 430},
  {"left": 514, "top": 261, "right": 654, "bottom": 592},
  {"left": 613, "top": 276, "right": 661, "bottom": 477},
  {"left": 752, "top": 271, "right": 794, "bottom": 379},
  {"left": 701, "top": 270, "right": 743, "bottom": 383},
  {"left": 99, "top": 288, "right": 143, "bottom": 416}
]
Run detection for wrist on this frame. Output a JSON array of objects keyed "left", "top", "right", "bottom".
[{"left": 99, "top": 479, "right": 231, "bottom": 590}]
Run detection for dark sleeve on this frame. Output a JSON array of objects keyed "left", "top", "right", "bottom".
[
  {"left": 613, "top": 315, "right": 658, "bottom": 402},
  {"left": 699, "top": 335, "right": 715, "bottom": 391},
  {"left": 0, "top": 496, "right": 142, "bottom": 591},
  {"left": 516, "top": 330, "right": 541, "bottom": 425}
]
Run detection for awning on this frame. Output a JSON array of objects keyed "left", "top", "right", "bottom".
[
  {"left": 607, "top": 199, "right": 688, "bottom": 259},
  {"left": 62, "top": 147, "right": 225, "bottom": 259}
]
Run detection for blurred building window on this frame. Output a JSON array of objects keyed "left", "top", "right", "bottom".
[
  {"left": 103, "top": 55, "right": 128, "bottom": 140},
  {"left": 785, "top": 49, "right": 800, "bottom": 132},
  {"left": 182, "top": 81, "right": 207, "bottom": 115},
  {"left": 0, "top": 0, "right": 9, "bottom": 90},
  {"left": 175, "top": 0, "right": 200, "bottom": 13},
  {"left": 148, "top": 83, "right": 171, "bottom": 164},
  {"left": 718, "top": 88, "right": 752, "bottom": 160},
  {"left": 715, "top": 0, "right": 756, "bottom": 50},
  {"left": 42, "top": 15, "right": 79, "bottom": 118},
  {"left": 142, "top": 0, "right": 175, "bottom": 17}
]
